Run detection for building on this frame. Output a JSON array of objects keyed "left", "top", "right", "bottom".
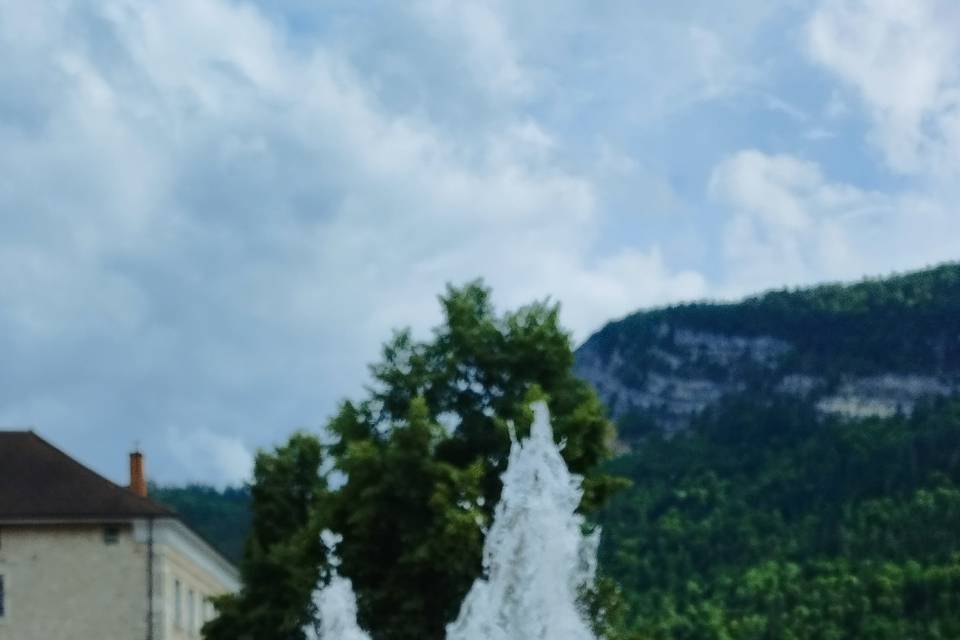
[{"left": 0, "top": 432, "right": 240, "bottom": 640}]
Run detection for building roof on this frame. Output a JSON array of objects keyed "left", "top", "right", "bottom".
[{"left": 0, "top": 431, "right": 174, "bottom": 520}]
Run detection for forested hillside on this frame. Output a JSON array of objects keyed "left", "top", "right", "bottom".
[
  {"left": 576, "top": 263, "right": 960, "bottom": 436},
  {"left": 598, "top": 395, "right": 960, "bottom": 639},
  {"left": 151, "top": 484, "right": 250, "bottom": 563},
  {"left": 582, "top": 263, "right": 960, "bottom": 638}
]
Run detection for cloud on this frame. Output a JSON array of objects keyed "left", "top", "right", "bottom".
[
  {"left": 412, "top": 0, "right": 533, "bottom": 102},
  {"left": 710, "top": 150, "right": 957, "bottom": 293},
  {"left": 165, "top": 427, "right": 254, "bottom": 487},
  {"left": 807, "top": 0, "right": 960, "bottom": 177},
  {"left": 0, "top": 0, "right": 708, "bottom": 484}
]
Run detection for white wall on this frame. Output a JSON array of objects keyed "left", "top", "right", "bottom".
[
  {"left": 0, "top": 523, "right": 148, "bottom": 640},
  {"left": 146, "top": 519, "right": 240, "bottom": 640},
  {"left": 0, "top": 519, "right": 239, "bottom": 640}
]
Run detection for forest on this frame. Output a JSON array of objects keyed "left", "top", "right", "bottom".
[{"left": 599, "top": 395, "right": 960, "bottom": 639}]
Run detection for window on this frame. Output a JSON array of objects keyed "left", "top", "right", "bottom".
[
  {"left": 188, "top": 589, "right": 195, "bottom": 635},
  {"left": 103, "top": 526, "right": 120, "bottom": 545},
  {"left": 0, "top": 574, "right": 5, "bottom": 618},
  {"left": 174, "top": 579, "right": 182, "bottom": 629}
]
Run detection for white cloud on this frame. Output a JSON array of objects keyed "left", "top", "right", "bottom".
[
  {"left": 711, "top": 150, "right": 958, "bottom": 293},
  {"left": 807, "top": 0, "right": 960, "bottom": 177},
  {"left": 803, "top": 127, "right": 836, "bottom": 141},
  {"left": 412, "top": 0, "right": 533, "bottom": 101},
  {"left": 165, "top": 427, "right": 254, "bottom": 487},
  {"left": 0, "top": 0, "right": 705, "bottom": 484}
]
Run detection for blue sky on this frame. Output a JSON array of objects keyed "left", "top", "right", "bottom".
[{"left": 1, "top": 0, "right": 958, "bottom": 486}]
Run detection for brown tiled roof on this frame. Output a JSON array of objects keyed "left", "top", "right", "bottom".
[{"left": 0, "top": 431, "right": 174, "bottom": 520}]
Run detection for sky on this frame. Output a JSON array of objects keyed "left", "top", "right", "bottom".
[{"left": 1, "top": 0, "right": 958, "bottom": 487}]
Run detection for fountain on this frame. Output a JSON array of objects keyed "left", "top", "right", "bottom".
[
  {"left": 445, "top": 401, "right": 599, "bottom": 640},
  {"left": 305, "top": 531, "right": 371, "bottom": 640},
  {"left": 307, "top": 401, "right": 599, "bottom": 640}
]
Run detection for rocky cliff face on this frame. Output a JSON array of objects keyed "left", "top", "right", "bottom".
[{"left": 574, "top": 264, "right": 960, "bottom": 438}]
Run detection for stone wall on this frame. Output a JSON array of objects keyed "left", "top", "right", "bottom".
[
  {"left": 0, "top": 523, "right": 148, "bottom": 640},
  {"left": 0, "top": 519, "right": 239, "bottom": 640}
]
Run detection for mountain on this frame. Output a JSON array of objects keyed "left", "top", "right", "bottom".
[
  {"left": 578, "top": 264, "right": 960, "bottom": 638},
  {"left": 575, "top": 263, "right": 960, "bottom": 439}
]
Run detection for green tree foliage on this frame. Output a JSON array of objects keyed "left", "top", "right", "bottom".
[
  {"left": 201, "top": 281, "right": 620, "bottom": 640},
  {"left": 151, "top": 484, "right": 251, "bottom": 564},
  {"left": 330, "top": 398, "right": 486, "bottom": 639},
  {"left": 204, "top": 433, "right": 330, "bottom": 640},
  {"left": 360, "top": 281, "right": 619, "bottom": 508},
  {"left": 325, "top": 281, "right": 622, "bottom": 639},
  {"left": 598, "top": 396, "right": 960, "bottom": 639}
]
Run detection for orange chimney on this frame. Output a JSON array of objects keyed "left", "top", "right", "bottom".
[{"left": 129, "top": 451, "right": 147, "bottom": 498}]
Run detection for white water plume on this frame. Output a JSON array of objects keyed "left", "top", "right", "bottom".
[
  {"left": 445, "top": 401, "right": 599, "bottom": 640},
  {"left": 305, "top": 531, "right": 371, "bottom": 640}
]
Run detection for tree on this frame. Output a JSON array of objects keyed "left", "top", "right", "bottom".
[
  {"left": 204, "top": 433, "right": 330, "bottom": 640},
  {"left": 330, "top": 398, "right": 486, "bottom": 639},
  {"left": 326, "top": 281, "right": 624, "bottom": 639},
  {"left": 596, "top": 395, "right": 960, "bottom": 639}
]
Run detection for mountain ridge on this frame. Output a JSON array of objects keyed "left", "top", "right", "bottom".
[{"left": 575, "top": 262, "right": 960, "bottom": 438}]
